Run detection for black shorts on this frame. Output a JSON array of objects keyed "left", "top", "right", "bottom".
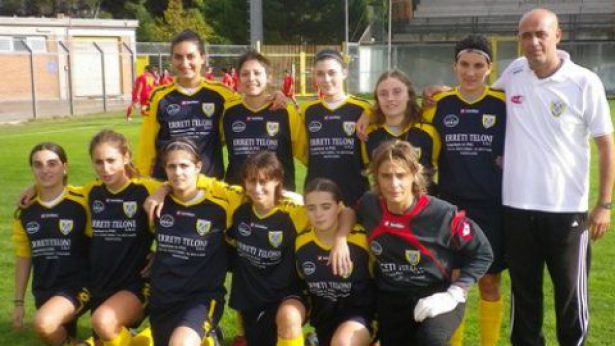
[
  {"left": 313, "top": 307, "right": 374, "bottom": 346},
  {"left": 34, "top": 287, "right": 91, "bottom": 337},
  {"left": 90, "top": 280, "right": 150, "bottom": 313},
  {"left": 150, "top": 298, "right": 224, "bottom": 346},
  {"left": 376, "top": 290, "right": 464, "bottom": 346},
  {"left": 241, "top": 295, "right": 306, "bottom": 346},
  {"left": 444, "top": 197, "right": 506, "bottom": 274}
]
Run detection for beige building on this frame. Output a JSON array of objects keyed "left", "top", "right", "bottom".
[{"left": 0, "top": 16, "right": 137, "bottom": 117}]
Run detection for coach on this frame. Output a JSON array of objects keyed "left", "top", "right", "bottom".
[{"left": 493, "top": 8, "right": 614, "bottom": 346}]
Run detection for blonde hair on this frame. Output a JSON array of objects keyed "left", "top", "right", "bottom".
[{"left": 369, "top": 140, "right": 427, "bottom": 197}]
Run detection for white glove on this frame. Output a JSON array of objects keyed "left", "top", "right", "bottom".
[{"left": 413, "top": 285, "right": 466, "bottom": 322}]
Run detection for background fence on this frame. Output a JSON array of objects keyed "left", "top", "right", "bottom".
[{"left": 1, "top": 39, "right": 614, "bottom": 122}]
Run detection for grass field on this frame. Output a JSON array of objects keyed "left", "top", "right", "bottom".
[{"left": 0, "top": 101, "right": 613, "bottom": 345}]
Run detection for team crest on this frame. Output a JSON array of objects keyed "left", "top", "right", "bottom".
[
  {"left": 266, "top": 121, "right": 280, "bottom": 136},
  {"left": 405, "top": 249, "right": 421, "bottom": 265},
  {"left": 268, "top": 231, "right": 284, "bottom": 248},
  {"left": 343, "top": 121, "right": 356, "bottom": 136},
  {"left": 196, "top": 219, "right": 212, "bottom": 237},
  {"left": 123, "top": 201, "right": 137, "bottom": 218},
  {"left": 202, "top": 103, "right": 215, "bottom": 117},
  {"left": 59, "top": 219, "right": 74, "bottom": 235},
  {"left": 550, "top": 100, "right": 567, "bottom": 117},
  {"left": 482, "top": 114, "right": 496, "bottom": 129}
]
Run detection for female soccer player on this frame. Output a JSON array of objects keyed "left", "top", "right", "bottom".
[
  {"left": 148, "top": 138, "right": 244, "bottom": 346},
  {"left": 221, "top": 50, "right": 306, "bottom": 191},
  {"left": 13, "top": 143, "right": 90, "bottom": 346},
  {"left": 79, "top": 130, "right": 159, "bottom": 346},
  {"left": 296, "top": 178, "right": 374, "bottom": 346},
  {"left": 302, "top": 49, "right": 372, "bottom": 207},
  {"left": 422, "top": 34, "right": 507, "bottom": 346},
  {"left": 226, "top": 151, "right": 309, "bottom": 346},
  {"left": 137, "top": 30, "right": 238, "bottom": 180},
  {"left": 362, "top": 69, "right": 440, "bottom": 193},
  {"left": 358, "top": 140, "right": 493, "bottom": 345}
]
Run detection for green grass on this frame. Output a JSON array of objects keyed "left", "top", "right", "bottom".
[{"left": 0, "top": 101, "right": 614, "bottom": 345}]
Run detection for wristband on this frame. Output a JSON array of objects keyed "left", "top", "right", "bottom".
[
  {"left": 14, "top": 299, "right": 24, "bottom": 306},
  {"left": 598, "top": 201, "right": 612, "bottom": 210}
]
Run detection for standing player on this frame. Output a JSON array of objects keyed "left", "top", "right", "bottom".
[
  {"left": 302, "top": 49, "right": 372, "bottom": 207},
  {"left": 222, "top": 68, "right": 234, "bottom": 88},
  {"left": 227, "top": 151, "right": 309, "bottom": 346},
  {"left": 363, "top": 69, "right": 440, "bottom": 193},
  {"left": 221, "top": 50, "right": 306, "bottom": 191},
  {"left": 130, "top": 65, "right": 159, "bottom": 119},
  {"left": 422, "top": 34, "right": 506, "bottom": 346},
  {"left": 159, "top": 68, "right": 173, "bottom": 86},
  {"left": 148, "top": 139, "right": 244, "bottom": 346},
  {"left": 13, "top": 143, "right": 90, "bottom": 346},
  {"left": 282, "top": 70, "right": 295, "bottom": 101},
  {"left": 358, "top": 140, "right": 493, "bottom": 345},
  {"left": 296, "top": 178, "right": 374, "bottom": 346},
  {"left": 204, "top": 66, "right": 215, "bottom": 81},
  {"left": 137, "top": 30, "right": 238, "bottom": 180}
]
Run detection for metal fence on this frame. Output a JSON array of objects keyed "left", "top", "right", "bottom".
[{"left": 1, "top": 39, "right": 614, "bottom": 122}]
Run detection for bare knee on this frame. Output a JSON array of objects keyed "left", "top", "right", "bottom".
[
  {"left": 33, "top": 311, "right": 61, "bottom": 337},
  {"left": 168, "top": 327, "right": 201, "bottom": 346},
  {"left": 479, "top": 273, "right": 502, "bottom": 301},
  {"left": 91, "top": 306, "right": 120, "bottom": 339},
  {"left": 276, "top": 300, "right": 305, "bottom": 339}
]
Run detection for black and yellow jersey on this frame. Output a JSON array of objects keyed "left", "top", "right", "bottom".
[
  {"left": 362, "top": 122, "right": 440, "bottom": 170},
  {"left": 137, "top": 79, "right": 240, "bottom": 180},
  {"left": 302, "top": 96, "right": 372, "bottom": 207},
  {"left": 423, "top": 87, "right": 506, "bottom": 202},
  {"left": 12, "top": 189, "right": 90, "bottom": 302},
  {"left": 81, "top": 178, "right": 160, "bottom": 299},
  {"left": 227, "top": 199, "right": 309, "bottom": 311},
  {"left": 295, "top": 226, "right": 374, "bottom": 328},
  {"left": 150, "top": 181, "right": 244, "bottom": 308},
  {"left": 221, "top": 100, "right": 307, "bottom": 191}
]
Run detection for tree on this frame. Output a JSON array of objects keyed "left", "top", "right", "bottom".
[{"left": 151, "top": 0, "right": 222, "bottom": 43}]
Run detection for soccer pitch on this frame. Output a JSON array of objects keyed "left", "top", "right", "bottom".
[{"left": 0, "top": 102, "right": 613, "bottom": 345}]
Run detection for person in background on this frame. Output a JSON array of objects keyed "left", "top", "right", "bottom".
[
  {"left": 282, "top": 69, "right": 295, "bottom": 101},
  {"left": 129, "top": 65, "right": 159, "bottom": 120}
]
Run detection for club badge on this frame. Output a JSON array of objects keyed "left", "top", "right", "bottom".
[
  {"left": 405, "top": 249, "right": 421, "bottom": 265},
  {"left": 550, "top": 100, "right": 567, "bottom": 118},
  {"left": 266, "top": 121, "right": 280, "bottom": 137},
  {"left": 343, "top": 121, "right": 356, "bottom": 136},
  {"left": 123, "top": 201, "right": 137, "bottom": 218},
  {"left": 202, "top": 103, "right": 215, "bottom": 117},
  {"left": 196, "top": 219, "right": 212, "bottom": 237},
  {"left": 268, "top": 230, "right": 283, "bottom": 248},
  {"left": 482, "top": 114, "right": 496, "bottom": 129},
  {"left": 59, "top": 219, "right": 74, "bottom": 235}
]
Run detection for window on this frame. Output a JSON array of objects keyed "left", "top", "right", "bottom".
[
  {"left": 11, "top": 36, "right": 47, "bottom": 52},
  {"left": 0, "top": 36, "right": 12, "bottom": 52}
]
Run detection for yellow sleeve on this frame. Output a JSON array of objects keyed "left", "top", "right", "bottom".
[
  {"left": 360, "top": 126, "right": 377, "bottom": 165},
  {"left": 286, "top": 202, "right": 310, "bottom": 233},
  {"left": 418, "top": 123, "right": 442, "bottom": 170},
  {"left": 288, "top": 104, "right": 308, "bottom": 166},
  {"left": 12, "top": 214, "right": 31, "bottom": 258},
  {"left": 208, "top": 180, "right": 245, "bottom": 227},
  {"left": 219, "top": 110, "right": 226, "bottom": 145},
  {"left": 137, "top": 91, "right": 162, "bottom": 176},
  {"left": 134, "top": 177, "right": 163, "bottom": 195},
  {"left": 347, "top": 225, "right": 369, "bottom": 251},
  {"left": 67, "top": 185, "right": 84, "bottom": 195}
]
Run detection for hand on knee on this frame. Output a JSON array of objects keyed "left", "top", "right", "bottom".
[{"left": 478, "top": 274, "right": 501, "bottom": 301}]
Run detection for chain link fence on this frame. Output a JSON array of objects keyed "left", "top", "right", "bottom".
[{"left": 1, "top": 39, "right": 613, "bottom": 122}]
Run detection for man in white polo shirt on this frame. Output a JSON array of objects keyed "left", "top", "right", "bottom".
[{"left": 493, "top": 8, "right": 614, "bottom": 346}]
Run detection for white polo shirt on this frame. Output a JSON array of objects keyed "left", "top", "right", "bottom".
[{"left": 493, "top": 50, "right": 613, "bottom": 212}]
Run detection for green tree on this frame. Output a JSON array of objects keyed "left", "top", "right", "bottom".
[{"left": 151, "top": 0, "right": 222, "bottom": 43}]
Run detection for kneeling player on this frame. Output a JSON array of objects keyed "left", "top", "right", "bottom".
[
  {"left": 296, "top": 178, "right": 375, "bottom": 346},
  {"left": 13, "top": 143, "right": 90, "bottom": 345},
  {"left": 148, "top": 139, "right": 245, "bottom": 346}
]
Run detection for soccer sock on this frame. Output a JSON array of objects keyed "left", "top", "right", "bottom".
[
  {"left": 479, "top": 298, "right": 504, "bottom": 346},
  {"left": 130, "top": 327, "right": 152, "bottom": 346},
  {"left": 450, "top": 314, "right": 466, "bottom": 346},
  {"left": 103, "top": 327, "right": 132, "bottom": 346},
  {"left": 276, "top": 335, "right": 304, "bottom": 346}
]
